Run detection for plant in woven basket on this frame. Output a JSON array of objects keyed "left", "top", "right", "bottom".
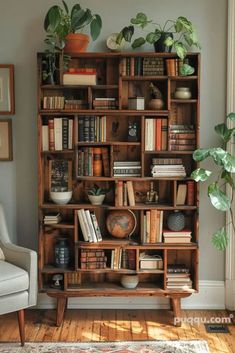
[{"left": 191, "top": 112, "right": 235, "bottom": 250}]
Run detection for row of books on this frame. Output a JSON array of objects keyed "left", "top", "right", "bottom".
[
  {"left": 77, "top": 147, "right": 110, "bottom": 177},
  {"left": 63, "top": 68, "right": 97, "bottom": 86},
  {"left": 167, "top": 264, "right": 192, "bottom": 290},
  {"left": 169, "top": 125, "right": 196, "bottom": 151},
  {"left": 143, "top": 210, "right": 163, "bottom": 243},
  {"left": 176, "top": 182, "right": 195, "bottom": 206},
  {"left": 67, "top": 272, "right": 81, "bottom": 285},
  {"left": 121, "top": 57, "right": 165, "bottom": 76},
  {"left": 78, "top": 116, "right": 107, "bottom": 142},
  {"left": 43, "top": 96, "right": 65, "bottom": 110},
  {"left": 77, "top": 209, "right": 102, "bottom": 243},
  {"left": 116, "top": 180, "right": 136, "bottom": 206},
  {"left": 65, "top": 99, "right": 87, "bottom": 110},
  {"left": 93, "top": 98, "right": 118, "bottom": 110},
  {"left": 165, "top": 59, "right": 185, "bottom": 76},
  {"left": 42, "top": 118, "right": 73, "bottom": 151},
  {"left": 113, "top": 161, "right": 141, "bottom": 177},
  {"left": 80, "top": 249, "right": 107, "bottom": 269},
  {"left": 111, "top": 249, "right": 136, "bottom": 270},
  {"left": 163, "top": 230, "right": 192, "bottom": 244},
  {"left": 145, "top": 118, "right": 168, "bottom": 151},
  {"left": 151, "top": 158, "right": 186, "bottom": 177}
]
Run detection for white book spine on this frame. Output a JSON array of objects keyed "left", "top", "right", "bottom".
[
  {"left": 68, "top": 119, "right": 73, "bottom": 149},
  {"left": 85, "top": 210, "right": 98, "bottom": 242},
  {"left": 42, "top": 125, "right": 49, "bottom": 151},
  {"left": 81, "top": 209, "right": 93, "bottom": 242},
  {"left": 54, "top": 118, "right": 63, "bottom": 150},
  {"left": 90, "top": 213, "right": 102, "bottom": 242},
  {"left": 77, "top": 210, "right": 89, "bottom": 242}
]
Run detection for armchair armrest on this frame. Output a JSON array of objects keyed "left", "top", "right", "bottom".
[{"left": 1, "top": 242, "right": 37, "bottom": 307}]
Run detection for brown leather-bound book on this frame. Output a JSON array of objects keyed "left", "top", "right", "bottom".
[
  {"left": 150, "top": 209, "right": 158, "bottom": 243},
  {"left": 161, "top": 118, "right": 168, "bottom": 150},
  {"left": 48, "top": 119, "right": 55, "bottom": 151},
  {"left": 93, "top": 147, "right": 102, "bottom": 176},
  {"left": 126, "top": 181, "right": 135, "bottom": 206},
  {"left": 101, "top": 147, "right": 110, "bottom": 176},
  {"left": 187, "top": 181, "right": 195, "bottom": 206},
  {"left": 117, "top": 181, "right": 123, "bottom": 206}
]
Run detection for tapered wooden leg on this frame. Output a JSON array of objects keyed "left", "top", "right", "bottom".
[
  {"left": 56, "top": 297, "right": 67, "bottom": 327},
  {"left": 169, "top": 298, "right": 173, "bottom": 311},
  {"left": 17, "top": 309, "right": 25, "bottom": 346},
  {"left": 171, "top": 297, "right": 182, "bottom": 327}
]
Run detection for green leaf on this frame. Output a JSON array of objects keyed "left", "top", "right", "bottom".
[
  {"left": 121, "top": 26, "right": 134, "bottom": 42},
  {"left": 176, "top": 16, "right": 193, "bottom": 32},
  {"left": 214, "top": 123, "right": 235, "bottom": 143},
  {"left": 90, "top": 14, "right": 102, "bottom": 40},
  {"left": 76, "top": 9, "right": 93, "bottom": 29},
  {"left": 209, "top": 147, "right": 227, "bottom": 166},
  {"left": 222, "top": 152, "right": 235, "bottom": 173},
  {"left": 44, "top": 6, "right": 61, "bottom": 32},
  {"left": 179, "top": 63, "right": 195, "bottom": 76},
  {"left": 193, "top": 148, "right": 210, "bottom": 162},
  {"left": 183, "top": 34, "right": 193, "bottom": 47},
  {"left": 221, "top": 170, "right": 235, "bottom": 189},
  {"left": 146, "top": 32, "right": 161, "bottom": 44},
  {"left": 130, "top": 13, "right": 149, "bottom": 28},
  {"left": 227, "top": 112, "right": 235, "bottom": 121},
  {"left": 212, "top": 227, "right": 229, "bottom": 250},
  {"left": 164, "top": 36, "right": 174, "bottom": 47},
  {"left": 208, "top": 182, "right": 230, "bottom": 211},
  {"left": 174, "top": 41, "right": 187, "bottom": 60},
  {"left": 71, "top": 4, "right": 81, "bottom": 19},
  {"left": 62, "top": 0, "right": 69, "bottom": 14},
  {"left": 71, "top": 8, "right": 85, "bottom": 31},
  {"left": 116, "top": 32, "right": 124, "bottom": 45},
  {"left": 132, "top": 37, "right": 146, "bottom": 49},
  {"left": 191, "top": 168, "right": 212, "bottom": 182}
]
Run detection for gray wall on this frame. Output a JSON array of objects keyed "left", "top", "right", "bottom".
[{"left": 0, "top": 0, "right": 227, "bottom": 280}]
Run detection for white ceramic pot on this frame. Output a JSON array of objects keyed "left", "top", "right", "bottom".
[
  {"left": 120, "top": 274, "right": 139, "bottom": 289},
  {"left": 174, "top": 87, "right": 192, "bottom": 99},
  {"left": 88, "top": 194, "right": 105, "bottom": 205},
  {"left": 50, "top": 191, "right": 72, "bottom": 205}
]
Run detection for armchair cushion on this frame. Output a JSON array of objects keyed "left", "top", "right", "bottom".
[
  {"left": 0, "top": 260, "right": 29, "bottom": 296},
  {"left": 0, "top": 247, "right": 4, "bottom": 260}
]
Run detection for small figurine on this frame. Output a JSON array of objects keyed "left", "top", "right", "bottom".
[{"left": 146, "top": 182, "right": 158, "bottom": 203}]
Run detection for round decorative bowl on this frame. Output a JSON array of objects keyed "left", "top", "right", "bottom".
[
  {"left": 148, "top": 98, "right": 164, "bottom": 110},
  {"left": 167, "top": 210, "right": 185, "bottom": 231},
  {"left": 174, "top": 87, "right": 192, "bottom": 99},
  {"left": 88, "top": 194, "right": 105, "bottom": 205},
  {"left": 120, "top": 274, "right": 139, "bottom": 289},
  {"left": 50, "top": 191, "right": 72, "bottom": 205},
  {"left": 106, "top": 210, "right": 137, "bottom": 238}
]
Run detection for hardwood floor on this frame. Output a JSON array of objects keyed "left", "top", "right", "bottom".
[{"left": 0, "top": 310, "right": 234, "bottom": 352}]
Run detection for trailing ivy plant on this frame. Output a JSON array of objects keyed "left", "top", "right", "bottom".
[{"left": 191, "top": 112, "right": 235, "bottom": 250}]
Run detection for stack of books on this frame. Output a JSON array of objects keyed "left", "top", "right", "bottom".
[
  {"left": 64, "top": 99, "right": 87, "bottom": 110},
  {"left": 43, "top": 96, "right": 65, "bottom": 110},
  {"left": 77, "top": 209, "right": 102, "bottom": 243},
  {"left": 143, "top": 210, "right": 163, "bottom": 243},
  {"left": 42, "top": 118, "right": 74, "bottom": 151},
  {"left": 77, "top": 147, "right": 109, "bottom": 177},
  {"left": 139, "top": 253, "right": 163, "bottom": 270},
  {"left": 44, "top": 213, "right": 62, "bottom": 225},
  {"left": 143, "top": 58, "right": 164, "bottom": 76},
  {"left": 163, "top": 230, "right": 192, "bottom": 243},
  {"left": 63, "top": 68, "right": 97, "bottom": 85},
  {"left": 116, "top": 180, "right": 135, "bottom": 206},
  {"left": 93, "top": 98, "right": 117, "bottom": 110},
  {"left": 169, "top": 125, "right": 196, "bottom": 151},
  {"left": 167, "top": 264, "right": 192, "bottom": 290},
  {"left": 78, "top": 116, "right": 106, "bottom": 142},
  {"left": 145, "top": 118, "right": 168, "bottom": 151},
  {"left": 80, "top": 249, "right": 107, "bottom": 269},
  {"left": 151, "top": 158, "right": 186, "bottom": 177},
  {"left": 113, "top": 161, "right": 141, "bottom": 177}
]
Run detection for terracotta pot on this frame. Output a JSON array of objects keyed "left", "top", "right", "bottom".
[
  {"left": 148, "top": 98, "right": 164, "bottom": 110},
  {"left": 64, "top": 33, "right": 90, "bottom": 53}
]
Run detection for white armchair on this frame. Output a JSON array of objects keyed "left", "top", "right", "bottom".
[{"left": 0, "top": 204, "right": 37, "bottom": 346}]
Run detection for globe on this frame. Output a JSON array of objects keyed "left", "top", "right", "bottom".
[{"left": 106, "top": 210, "right": 136, "bottom": 238}]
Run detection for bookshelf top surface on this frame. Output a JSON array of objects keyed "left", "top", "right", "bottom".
[{"left": 37, "top": 52, "right": 200, "bottom": 59}]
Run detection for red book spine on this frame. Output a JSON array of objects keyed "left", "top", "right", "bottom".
[
  {"left": 187, "top": 181, "right": 195, "bottom": 206},
  {"left": 156, "top": 119, "right": 162, "bottom": 151},
  {"left": 48, "top": 119, "right": 55, "bottom": 151}
]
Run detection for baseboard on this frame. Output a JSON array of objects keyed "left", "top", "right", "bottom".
[
  {"left": 225, "top": 279, "right": 235, "bottom": 310},
  {"left": 36, "top": 280, "right": 225, "bottom": 310}
]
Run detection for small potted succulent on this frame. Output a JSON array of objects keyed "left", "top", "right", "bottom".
[{"left": 87, "top": 185, "right": 108, "bottom": 205}]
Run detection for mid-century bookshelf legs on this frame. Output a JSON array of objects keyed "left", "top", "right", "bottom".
[
  {"left": 56, "top": 297, "right": 67, "bottom": 327},
  {"left": 170, "top": 297, "right": 182, "bottom": 327}
]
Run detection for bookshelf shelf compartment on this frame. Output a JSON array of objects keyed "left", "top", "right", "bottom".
[{"left": 38, "top": 52, "right": 200, "bottom": 326}]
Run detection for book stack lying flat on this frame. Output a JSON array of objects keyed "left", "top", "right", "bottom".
[
  {"left": 145, "top": 118, "right": 168, "bottom": 151},
  {"left": 78, "top": 116, "right": 106, "bottom": 143},
  {"left": 143, "top": 210, "right": 163, "bottom": 243},
  {"left": 77, "top": 209, "right": 102, "bottom": 243},
  {"left": 80, "top": 249, "right": 107, "bottom": 269},
  {"left": 113, "top": 161, "right": 141, "bottom": 177},
  {"left": 151, "top": 158, "right": 186, "bottom": 177},
  {"left": 163, "top": 230, "right": 192, "bottom": 243},
  {"left": 63, "top": 68, "right": 97, "bottom": 85},
  {"left": 169, "top": 125, "right": 196, "bottom": 151},
  {"left": 167, "top": 264, "right": 192, "bottom": 290},
  {"left": 44, "top": 213, "right": 62, "bottom": 225},
  {"left": 93, "top": 98, "right": 118, "bottom": 110},
  {"left": 139, "top": 253, "right": 163, "bottom": 270}
]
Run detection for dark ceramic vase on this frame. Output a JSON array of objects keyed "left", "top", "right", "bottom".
[
  {"left": 54, "top": 237, "right": 70, "bottom": 268},
  {"left": 154, "top": 32, "right": 173, "bottom": 53}
]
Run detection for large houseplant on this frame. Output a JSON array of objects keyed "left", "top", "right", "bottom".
[
  {"left": 44, "top": 0, "right": 102, "bottom": 54},
  {"left": 191, "top": 112, "right": 235, "bottom": 250},
  {"left": 117, "top": 14, "right": 200, "bottom": 76}
]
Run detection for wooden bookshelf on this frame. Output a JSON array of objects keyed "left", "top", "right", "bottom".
[{"left": 37, "top": 52, "right": 200, "bottom": 327}]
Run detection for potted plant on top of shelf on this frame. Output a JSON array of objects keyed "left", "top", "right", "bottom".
[
  {"left": 44, "top": 0, "right": 102, "bottom": 54},
  {"left": 116, "top": 14, "right": 200, "bottom": 76}
]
